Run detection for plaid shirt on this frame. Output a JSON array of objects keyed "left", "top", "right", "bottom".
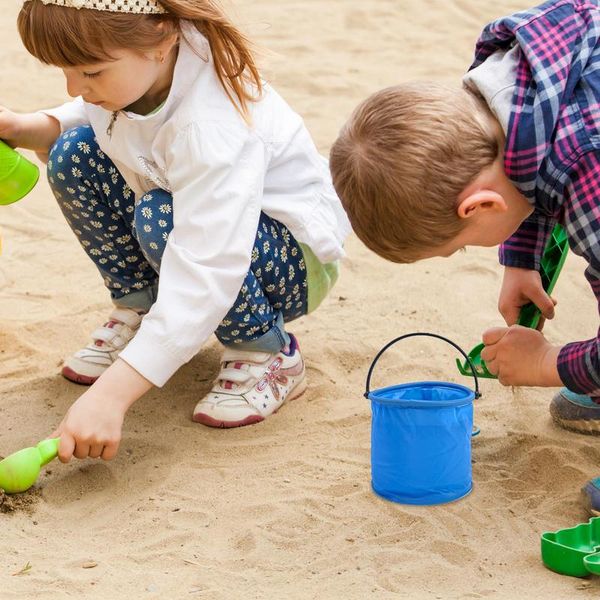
[{"left": 471, "top": 0, "right": 600, "bottom": 395}]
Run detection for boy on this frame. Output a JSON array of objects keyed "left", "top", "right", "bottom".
[{"left": 330, "top": 0, "right": 600, "bottom": 512}]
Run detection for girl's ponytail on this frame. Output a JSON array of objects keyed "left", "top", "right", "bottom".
[{"left": 157, "top": 0, "right": 262, "bottom": 120}]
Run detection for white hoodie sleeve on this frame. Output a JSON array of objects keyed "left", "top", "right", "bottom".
[
  {"left": 40, "top": 97, "right": 90, "bottom": 133},
  {"left": 119, "top": 120, "right": 266, "bottom": 386}
]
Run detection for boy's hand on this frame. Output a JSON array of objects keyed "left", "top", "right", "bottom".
[
  {"left": 498, "top": 267, "right": 556, "bottom": 330},
  {"left": 51, "top": 358, "right": 153, "bottom": 462},
  {"left": 52, "top": 390, "right": 126, "bottom": 462},
  {"left": 480, "top": 325, "right": 562, "bottom": 387}
]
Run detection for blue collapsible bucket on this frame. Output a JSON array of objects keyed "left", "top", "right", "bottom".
[{"left": 365, "top": 333, "right": 480, "bottom": 506}]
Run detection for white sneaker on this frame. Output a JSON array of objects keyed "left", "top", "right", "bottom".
[
  {"left": 62, "top": 307, "right": 144, "bottom": 385},
  {"left": 193, "top": 334, "right": 307, "bottom": 428}
]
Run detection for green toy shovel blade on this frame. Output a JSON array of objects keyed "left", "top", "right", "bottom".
[
  {"left": 456, "top": 343, "right": 496, "bottom": 379},
  {"left": 0, "top": 438, "right": 59, "bottom": 494}
]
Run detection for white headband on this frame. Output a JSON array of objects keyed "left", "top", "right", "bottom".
[{"left": 39, "top": 0, "right": 167, "bottom": 14}]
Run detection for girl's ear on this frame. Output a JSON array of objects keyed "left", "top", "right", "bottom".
[
  {"left": 154, "top": 34, "right": 179, "bottom": 62},
  {"left": 154, "top": 21, "right": 179, "bottom": 56},
  {"left": 456, "top": 190, "right": 507, "bottom": 219}
]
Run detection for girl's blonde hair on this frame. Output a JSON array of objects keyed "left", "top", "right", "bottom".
[
  {"left": 330, "top": 83, "right": 500, "bottom": 263},
  {"left": 18, "top": 0, "right": 262, "bottom": 119}
]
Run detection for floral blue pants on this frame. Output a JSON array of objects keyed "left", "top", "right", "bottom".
[{"left": 47, "top": 126, "right": 308, "bottom": 352}]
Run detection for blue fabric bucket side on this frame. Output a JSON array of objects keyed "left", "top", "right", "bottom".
[{"left": 369, "top": 381, "right": 474, "bottom": 505}]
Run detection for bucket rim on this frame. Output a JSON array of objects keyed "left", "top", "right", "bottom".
[{"left": 367, "top": 380, "right": 475, "bottom": 408}]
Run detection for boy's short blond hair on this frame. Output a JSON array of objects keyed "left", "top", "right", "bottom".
[{"left": 330, "top": 83, "right": 499, "bottom": 263}]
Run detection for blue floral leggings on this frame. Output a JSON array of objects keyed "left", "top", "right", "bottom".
[{"left": 47, "top": 126, "right": 308, "bottom": 352}]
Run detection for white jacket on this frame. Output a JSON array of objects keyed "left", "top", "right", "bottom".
[{"left": 44, "top": 22, "right": 350, "bottom": 386}]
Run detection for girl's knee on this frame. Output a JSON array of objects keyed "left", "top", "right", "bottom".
[
  {"left": 133, "top": 189, "right": 173, "bottom": 264},
  {"left": 47, "top": 125, "right": 98, "bottom": 177}
]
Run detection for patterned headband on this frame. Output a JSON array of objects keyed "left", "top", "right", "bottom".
[{"left": 39, "top": 0, "right": 167, "bottom": 14}]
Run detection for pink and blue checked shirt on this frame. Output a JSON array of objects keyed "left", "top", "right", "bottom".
[{"left": 471, "top": 0, "right": 600, "bottom": 395}]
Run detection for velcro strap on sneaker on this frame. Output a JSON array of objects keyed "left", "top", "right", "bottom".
[
  {"left": 218, "top": 367, "right": 252, "bottom": 384},
  {"left": 109, "top": 307, "right": 144, "bottom": 328},
  {"left": 92, "top": 327, "right": 129, "bottom": 349},
  {"left": 221, "top": 347, "right": 271, "bottom": 365}
]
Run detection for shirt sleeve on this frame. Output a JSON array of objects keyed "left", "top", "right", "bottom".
[
  {"left": 118, "top": 120, "right": 265, "bottom": 387},
  {"left": 555, "top": 153, "right": 600, "bottom": 396},
  {"left": 40, "top": 97, "right": 89, "bottom": 133},
  {"left": 498, "top": 210, "right": 556, "bottom": 270}
]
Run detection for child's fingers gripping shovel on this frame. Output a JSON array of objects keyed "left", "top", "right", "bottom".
[{"left": 457, "top": 224, "right": 569, "bottom": 379}]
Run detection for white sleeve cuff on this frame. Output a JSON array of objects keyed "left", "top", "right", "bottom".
[{"left": 119, "top": 327, "right": 191, "bottom": 387}]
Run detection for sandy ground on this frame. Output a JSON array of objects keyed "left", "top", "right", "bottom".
[{"left": 2, "top": 0, "right": 600, "bottom": 598}]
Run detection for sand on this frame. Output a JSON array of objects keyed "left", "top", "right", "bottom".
[{"left": 2, "top": 0, "right": 600, "bottom": 598}]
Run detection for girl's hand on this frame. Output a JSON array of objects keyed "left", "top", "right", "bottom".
[
  {"left": 51, "top": 358, "right": 153, "bottom": 462},
  {"left": 52, "top": 390, "right": 126, "bottom": 461},
  {"left": 0, "top": 106, "right": 60, "bottom": 152},
  {"left": 0, "top": 106, "right": 23, "bottom": 146},
  {"left": 498, "top": 266, "right": 556, "bottom": 330},
  {"left": 480, "top": 325, "right": 562, "bottom": 387}
]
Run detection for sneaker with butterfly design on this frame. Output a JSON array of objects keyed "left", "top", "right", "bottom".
[{"left": 192, "top": 334, "right": 306, "bottom": 428}]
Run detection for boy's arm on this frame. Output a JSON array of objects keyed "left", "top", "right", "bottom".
[
  {"left": 489, "top": 152, "right": 600, "bottom": 394},
  {"left": 554, "top": 153, "right": 600, "bottom": 395},
  {"left": 497, "top": 208, "right": 557, "bottom": 328},
  {"left": 558, "top": 333, "right": 600, "bottom": 396}
]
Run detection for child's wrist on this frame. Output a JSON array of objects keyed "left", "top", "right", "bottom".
[
  {"left": 93, "top": 358, "right": 153, "bottom": 411},
  {"left": 540, "top": 345, "right": 562, "bottom": 387}
]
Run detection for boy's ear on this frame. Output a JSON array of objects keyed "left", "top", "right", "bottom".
[{"left": 456, "top": 190, "right": 507, "bottom": 219}]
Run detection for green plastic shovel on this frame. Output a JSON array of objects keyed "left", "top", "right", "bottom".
[
  {"left": 0, "top": 438, "right": 59, "bottom": 494},
  {"left": 457, "top": 224, "right": 569, "bottom": 378}
]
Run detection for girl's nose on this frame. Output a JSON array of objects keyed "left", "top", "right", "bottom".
[{"left": 64, "top": 71, "right": 89, "bottom": 98}]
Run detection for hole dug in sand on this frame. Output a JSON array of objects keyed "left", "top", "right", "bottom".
[{"left": 0, "top": 487, "right": 41, "bottom": 514}]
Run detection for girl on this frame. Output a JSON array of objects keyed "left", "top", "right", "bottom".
[{"left": 3, "top": 0, "right": 349, "bottom": 461}]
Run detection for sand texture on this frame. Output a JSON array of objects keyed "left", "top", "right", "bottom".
[{"left": 2, "top": 1, "right": 600, "bottom": 598}]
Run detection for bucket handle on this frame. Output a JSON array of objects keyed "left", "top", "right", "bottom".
[{"left": 364, "top": 332, "right": 481, "bottom": 399}]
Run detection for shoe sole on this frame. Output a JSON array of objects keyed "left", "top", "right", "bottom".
[
  {"left": 61, "top": 366, "right": 99, "bottom": 386},
  {"left": 581, "top": 486, "right": 600, "bottom": 517},
  {"left": 551, "top": 414, "right": 600, "bottom": 436},
  {"left": 192, "top": 377, "right": 308, "bottom": 429}
]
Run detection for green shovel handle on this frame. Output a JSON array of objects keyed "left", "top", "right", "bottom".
[{"left": 36, "top": 438, "right": 60, "bottom": 466}]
